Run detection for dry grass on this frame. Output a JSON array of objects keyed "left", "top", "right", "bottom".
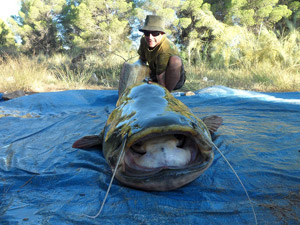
[
  {"left": 182, "top": 63, "right": 300, "bottom": 92},
  {"left": 0, "top": 51, "right": 299, "bottom": 94},
  {"left": 0, "top": 54, "right": 121, "bottom": 93},
  {"left": 0, "top": 55, "right": 57, "bottom": 93}
]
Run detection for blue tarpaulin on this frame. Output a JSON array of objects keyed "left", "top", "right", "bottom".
[{"left": 0, "top": 86, "right": 299, "bottom": 224}]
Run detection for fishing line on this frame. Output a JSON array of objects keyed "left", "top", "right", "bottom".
[
  {"left": 82, "top": 134, "right": 128, "bottom": 219},
  {"left": 209, "top": 140, "right": 258, "bottom": 225}
]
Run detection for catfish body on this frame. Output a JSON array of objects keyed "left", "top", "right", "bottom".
[{"left": 73, "top": 82, "right": 222, "bottom": 191}]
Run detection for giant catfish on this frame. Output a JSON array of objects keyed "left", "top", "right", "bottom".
[{"left": 72, "top": 82, "right": 223, "bottom": 191}]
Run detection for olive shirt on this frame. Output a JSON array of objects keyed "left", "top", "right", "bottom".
[{"left": 138, "top": 35, "right": 180, "bottom": 81}]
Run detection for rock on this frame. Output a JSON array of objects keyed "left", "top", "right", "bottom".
[
  {"left": 2, "top": 90, "right": 26, "bottom": 100},
  {"left": 88, "top": 73, "right": 99, "bottom": 84},
  {"left": 1, "top": 90, "right": 37, "bottom": 101},
  {"left": 185, "top": 91, "right": 195, "bottom": 96}
]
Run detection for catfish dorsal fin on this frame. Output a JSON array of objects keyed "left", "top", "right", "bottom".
[
  {"left": 202, "top": 115, "right": 223, "bottom": 134},
  {"left": 72, "top": 135, "right": 102, "bottom": 149}
]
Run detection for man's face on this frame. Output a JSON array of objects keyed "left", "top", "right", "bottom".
[{"left": 144, "top": 31, "right": 164, "bottom": 48}]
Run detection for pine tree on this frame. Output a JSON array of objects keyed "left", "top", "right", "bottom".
[
  {"left": 0, "top": 19, "right": 16, "bottom": 48},
  {"left": 176, "top": 0, "right": 220, "bottom": 65},
  {"left": 134, "top": 0, "right": 180, "bottom": 35},
  {"left": 223, "top": 0, "right": 292, "bottom": 32},
  {"left": 61, "top": 0, "right": 133, "bottom": 58},
  {"left": 9, "top": 0, "right": 65, "bottom": 55}
]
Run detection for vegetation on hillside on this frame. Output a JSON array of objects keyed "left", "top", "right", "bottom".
[{"left": 0, "top": 0, "right": 299, "bottom": 92}]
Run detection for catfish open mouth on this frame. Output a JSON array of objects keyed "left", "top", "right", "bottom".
[{"left": 122, "top": 133, "right": 211, "bottom": 177}]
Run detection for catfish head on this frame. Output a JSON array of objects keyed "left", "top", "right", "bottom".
[{"left": 73, "top": 83, "right": 222, "bottom": 191}]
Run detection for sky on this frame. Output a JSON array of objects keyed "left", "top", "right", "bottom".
[{"left": 0, "top": 0, "right": 20, "bottom": 22}]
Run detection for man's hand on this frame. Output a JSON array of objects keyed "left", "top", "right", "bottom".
[{"left": 143, "top": 77, "right": 153, "bottom": 84}]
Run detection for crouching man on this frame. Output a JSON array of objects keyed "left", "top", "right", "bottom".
[{"left": 137, "top": 15, "right": 186, "bottom": 92}]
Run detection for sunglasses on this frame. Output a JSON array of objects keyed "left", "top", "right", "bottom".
[{"left": 144, "top": 31, "right": 161, "bottom": 37}]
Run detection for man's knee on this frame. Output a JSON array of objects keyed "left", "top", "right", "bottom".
[{"left": 168, "top": 56, "right": 182, "bottom": 68}]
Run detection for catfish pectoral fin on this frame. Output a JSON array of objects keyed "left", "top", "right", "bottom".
[
  {"left": 202, "top": 115, "right": 223, "bottom": 134},
  {"left": 72, "top": 135, "right": 102, "bottom": 149}
]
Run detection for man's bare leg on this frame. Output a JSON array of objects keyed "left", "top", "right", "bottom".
[
  {"left": 156, "top": 56, "right": 182, "bottom": 92},
  {"left": 156, "top": 72, "right": 166, "bottom": 87}
]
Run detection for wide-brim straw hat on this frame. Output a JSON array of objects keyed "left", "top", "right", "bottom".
[{"left": 139, "top": 15, "right": 165, "bottom": 33}]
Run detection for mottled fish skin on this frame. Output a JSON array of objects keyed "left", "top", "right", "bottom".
[{"left": 73, "top": 82, "right": 222, "bottom": 191}]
